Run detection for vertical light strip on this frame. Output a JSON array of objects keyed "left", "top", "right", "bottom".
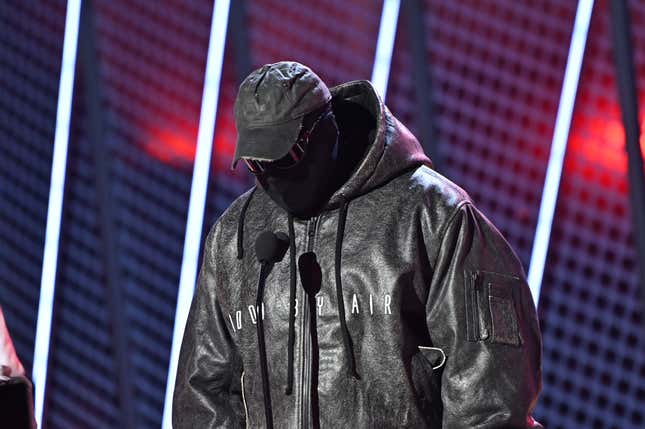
[
  {"left": 527, "top": 0, "right": 594, "bottom": 307},
  {"left": 371, "top": 0, "right": 401, "bottom": 101},
  {"left": 32, "top": 0, "right": 82, "bottom": 426},
  {"left": 162, "top": 1, "right": 231, "bottom": 427}
]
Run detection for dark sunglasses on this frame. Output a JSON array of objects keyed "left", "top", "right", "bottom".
[{"left": 244, "top": 108, "right": 332, "bottom": 175}]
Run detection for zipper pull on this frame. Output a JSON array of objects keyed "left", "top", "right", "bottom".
[{"left": 307, "top": 216, "right": 318, "bottom": 238}]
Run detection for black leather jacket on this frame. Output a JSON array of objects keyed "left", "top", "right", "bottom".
[{"left": 173, "top": 80, "right": 543, "bottom": 428}]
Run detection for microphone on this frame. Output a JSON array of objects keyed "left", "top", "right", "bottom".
[
  {"left": 298, "top": 252, "right": 321, "bottom": 296},
  {"left": 255, "top": 231, "right": 289, "bottom": 264}
]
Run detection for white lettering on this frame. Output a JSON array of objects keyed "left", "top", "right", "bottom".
[
  {"left": 352, "top": 294, "right": 359, "bottom": 314},
  {"left": 229, "top": 291, "right": 396, "bottom": 334},
  {"left": 236, "top": 310, "right": 242, "bottom": 329},
  {"left": 248, "top": 305, "right": 257, "bottom": 324},
  {"left": 317, "top": 296, "right": 324, "bottom": 316}
]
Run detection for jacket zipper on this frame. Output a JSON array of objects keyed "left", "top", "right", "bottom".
[{"left": 299, "top": 215, "right": 319, "bottom": 429}]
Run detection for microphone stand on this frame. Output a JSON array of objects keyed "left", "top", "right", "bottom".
[
  {"left": 256, "top": 262, "right": 274, "bottom": 429},
  {"left": 298, "top": 251, "right": 322, "bottom": 429}
]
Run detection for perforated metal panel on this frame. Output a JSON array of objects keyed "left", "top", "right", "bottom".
[
  {"left": 3, "top": 0, "right": 645, "bottom": 428},
  {"left": 245, "top": 0, "right": 380, "bottom": 88},
  {"left": 0, "top": 1, "right": 66, "bottom": 375},
  {"left": 42, "top": 1, "right": 215, "bottom": 427},
  {"left": 387, "top": 0, "right": 577, "bottom": 269},
  {"left": 204, "top": 37, "right": 254, "bottom": 229},
  {"left": 535, "top": 1, "right": 645, "bottom": 427}
]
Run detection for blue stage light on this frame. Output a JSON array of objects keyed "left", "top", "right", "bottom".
[
  {"left": 161, "top": 1, "right": 231, "bottom": 427},
  {"left": 528, "top": 0, "right": 595, "bottom": 307},
  {"left": 371, "top": 0, "right": 401, "bottom": 101},
  {"left": 33, "top": 0, "right": 83, "bottom": 426}
]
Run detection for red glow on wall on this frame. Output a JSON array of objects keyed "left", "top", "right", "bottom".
[
  {"left": 212, "top": 111, "right": 237, "bottom": 174},
  {"left": 568, "top": 109, "right": 645, "bottom": 177},
  {"left": 143, "top": 127, "right": 197, "bottom": 168},
  {"left": 141, "top": 108, "right": 239, "bottom": 175}
]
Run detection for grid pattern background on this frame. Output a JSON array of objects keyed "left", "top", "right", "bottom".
[
  {"left": 0, "top": 1, "right": 66, "bottom": 378},
  {"left": 387, "top": 0, "right": 577, "bottom": 270},
  {"left": 0, "top": 0, "right": 644, "bottom": 428},
  {"left": 42, "top": 2, "right": 216, "bottom": 427},
  {"left": 245, "top": 0, "right": 380, "bottom": 85},
  {"left": 535, "top": 0, "right": 645, "bottom": 427}
]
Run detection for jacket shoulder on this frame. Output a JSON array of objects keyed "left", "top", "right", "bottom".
[
  {"left": 212, "top": 185, "right": 258, "bottom": 224},
  {"left": 380, "top": 166, "right": 475, "bottom": 251},
  {"left": 203, "top": 185, "right": 258, "bottom": 245},
  {"left": 407, "top": 165, "right": 473, "bottom": 213}
]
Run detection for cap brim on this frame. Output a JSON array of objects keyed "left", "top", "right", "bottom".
[{"left": 230, "top": 117, "right": 302, "bottom": 170}]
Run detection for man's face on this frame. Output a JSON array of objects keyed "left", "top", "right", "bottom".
[{"left": 253, "top": 108, "right": 340, "bottom": 219}]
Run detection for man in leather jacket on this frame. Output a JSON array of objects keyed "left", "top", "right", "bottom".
[{"left": 173, "top": 61, "right": 544, "bottom": 428}]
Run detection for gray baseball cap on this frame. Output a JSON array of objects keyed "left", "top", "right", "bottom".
[{"left": 230, "top": 61, "right": 332, "bottom": 170}]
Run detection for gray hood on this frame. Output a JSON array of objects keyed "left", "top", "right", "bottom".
[{"left": 324, "top": 79, "right": 433, "bottom": 208}]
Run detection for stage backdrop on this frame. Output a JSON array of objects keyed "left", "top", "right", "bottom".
[{"left": 0, "top": 1, "right": 643, "bottom": 428}]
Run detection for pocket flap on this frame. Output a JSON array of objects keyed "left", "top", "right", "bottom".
[{"left": 465, "top": 269, "right": 523, "bottom": 346}]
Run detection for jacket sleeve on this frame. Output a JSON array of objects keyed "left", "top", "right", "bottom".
[
  {"left": 172, "top": 224, "right": 245, "bottom": 429},
  {"left": 424, "top": 201, "right": 543, "bottom": 429}
]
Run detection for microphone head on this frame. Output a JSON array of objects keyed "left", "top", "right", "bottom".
[
  {"left": 255, "top": 231, "right": 289, "bottom": 263},
  {"left": 298, "top": 252, "right": 321, "bottom": 295}
]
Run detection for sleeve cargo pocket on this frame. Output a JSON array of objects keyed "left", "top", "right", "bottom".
[{"left": 464, "top": 269, "right": 523, "bottom": 346}]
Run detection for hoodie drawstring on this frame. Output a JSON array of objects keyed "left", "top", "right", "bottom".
[
  {"left": 237, "top": 188, "right": 273, "bottom": 426},
  {"left": 334, "top": 196, "right": 360, "bottom": 380},
  {"left": 237, "top": 186, "right": 257, "bottom": 260},
  {"left": 285, "top": 213, "right": 297, "bottom": 394},
  {"left": 235, "top": 191, "right": 360, "bottom": 423}
]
